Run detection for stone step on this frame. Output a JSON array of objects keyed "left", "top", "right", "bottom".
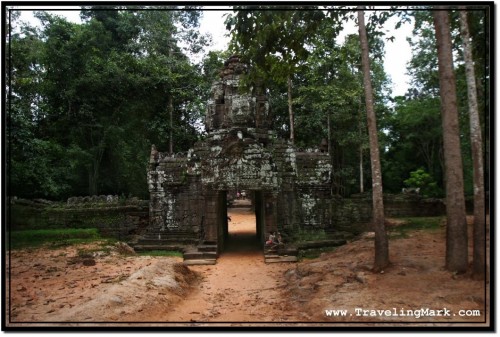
[
  {"left": 197, "top": 244, "right": 218, "bottom": 252},
  {"left": 183, "top": 251, "right": 218, "bottom": 260},
  {"left": 296, "top": 239, "right": 347, "bottom": 250},
  {"left": 265, "top": 256, "right": 298, "bottom": 263},
  {"left": 264, "top": 247, "right": 299, "bottom": 256},
  {"left": 183, "top": 259, "right": 217, "bottom": 266},
  {"left": 136, "top": 239, "right": 196, "bottom": 246},
  {"left": 264, "top": 251, "right": 296, "bottom": 258},
  {"left": 133, "top": 244, "right": 185, "bottom": 252}
]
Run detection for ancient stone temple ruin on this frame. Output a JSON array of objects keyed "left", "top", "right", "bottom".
[{"left": 139, "top": 55, "right": 335, "bottom": 263}]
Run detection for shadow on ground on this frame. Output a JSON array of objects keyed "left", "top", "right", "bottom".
[{"left": 224, "top": 207, "right": 260, "bottom": 253}]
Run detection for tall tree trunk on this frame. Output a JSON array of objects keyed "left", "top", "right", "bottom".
[
  {"left": 89, "top": 169, "right": 98, "bottom": 196},
  {"left": 359, "top": 144, "right": 364, "bottom": 193},
  {"left": 88, "top": 127, "right": 106, "bottom": 196},
  {"left": 357, "top": 7, "right": 389, "bottom": 271},
  {"left": 433, "top": 8, "right": 468, "bottom": 273},
  {"left": 287, "top": 74, "right": 294, "bottom": 143},
  {"left": 459, "top": 8, "right": 486, "bottom": 279},
  {"left": 168, "top": 47, "right": 174, "bottom": 155},
  {"left": 359, "top": 101, "right": 365, "bottom": 194},
  {"left": 328, "top": 113, "right": 335, "bottom": 195},
  {"left": 327, "top": 113, "right": 331, "bottom": 155},
  {"left": 168, "top": 94, "right": 174, "bottom": 155}
]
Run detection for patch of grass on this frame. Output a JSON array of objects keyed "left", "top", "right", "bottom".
[
  {"left": 7, "top": 228, "right": 101, "bottom": 250},
  {"left": 389, "top": 216, "right": 444, "bottom": 239},
  {"left": 299, "top": 246, "right": 338, "bottom": 260},
  {"left": 137, "top": 250, "right": 183, "bottom": 257},
  {"left": 294, "top": 228, "right": 329, "bottom": 243}
]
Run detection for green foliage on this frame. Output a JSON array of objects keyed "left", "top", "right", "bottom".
[
  {"left": 388, "top": 216, "right": 443, "bottom": 239},
  {"left": 226, "top": 8, "right": 327, "bottom": 140},
  {"left": 226, "top": 8, "right": 324, "bottom": 76},
  {"left": 7, "top": 7, "right": 212, "bottom": 200},
  {"left": 225, "top": 8, "right": 394, "bottom": 196},
  {"left": 295, "top": 31, "right": 367, "bottom": 195},
  {"left": 8, "top": 228, "right": 101, "bottom": 249},
  {"left": 406, "top": 11, "right": 440, "bottom": 96},
  {"left": 400, "top": 8, "right": 489, "bottom": 198},
  {"left": 404, "top": 168, "right": 441, "bottom": 197},
  {"left": 9, "top": 139, "right": 79, "bottom": 198},
  {"left": 137, "top": 250, "right": 183, "bottom": 257},
  {"left": 293, "top": 228, "right": 328, "bottom": 243},
  {"left": 7, "top": 7, "right": 488, "bottom": 203},
  {"left": 383, "top": 95, "right": 443, "bottom": 194},
  {"left": 201, "top": 50, "right": 231, "bottom": 82}
]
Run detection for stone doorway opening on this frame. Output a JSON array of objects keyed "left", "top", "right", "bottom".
[{"left": 220, "top": 191, "right": 265, "bottom": 253}]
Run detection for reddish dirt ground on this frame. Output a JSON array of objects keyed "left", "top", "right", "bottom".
[
  {"left": 282, "top": 215, "right": 489, "bottom": 327},
  {"left": 142, "top": 208, "right": 294, "bottom": 323},
  {"left": 5, "top": 209, "right": 490, "bottom": 328}
]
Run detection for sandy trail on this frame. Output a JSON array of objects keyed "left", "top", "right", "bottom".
[
  {"left": 156, "top": 207, "right": 295, "bottom": 323},
  {"left": 7, "top": 210, "right": 488, "bottom": 327},
  {"left": 7, "top": 207, "right": 295, "bottom": 325}
]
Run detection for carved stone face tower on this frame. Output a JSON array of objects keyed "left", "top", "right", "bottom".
[
  {"left": 143, "top": 56, "right": 333, "bottom": 259},
  {"left": 199, "top": 55, "right": 278, "bottom": 192},
  {"left": 205, "top": 55, "right": 270, "bottom": 131}
]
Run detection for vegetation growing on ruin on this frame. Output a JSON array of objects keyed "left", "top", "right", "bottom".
[{"left": 8, "top": 228, "right": 102, "bottom": 249}]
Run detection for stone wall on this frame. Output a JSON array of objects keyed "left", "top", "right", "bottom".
[
  {"left": 146, "top": 171, "right": 204, "bottom": 245},
  {"left": 143, "top": 55, "right": 449, "bottom": 251},
  {"left": 8, "top": 193, "right": 446, "bottom": 247},
  {"left": 144, "top": 56, "right": 324, "bottom": 249},
  {"left": 199, "top": 129, "right": 279, "bottom": 191},
  {"left": 277, "top": 193, "right": 446, "bottom": 242},
  {"left": 349, "top": 193, "right": 446, "bottom": 218},
  {"left": 8, "top": 198, "right": 149, "bottom": 242}
]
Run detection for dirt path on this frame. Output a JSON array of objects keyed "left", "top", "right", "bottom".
[
  {"left": 6, "top": 211, "right": 489, "bottom": 327},
  {"left": 6, "top": 207, "right": 294, "bottom": 326},
  {"left": 140, "top": 207, "right": 296, "bottom": 323}
]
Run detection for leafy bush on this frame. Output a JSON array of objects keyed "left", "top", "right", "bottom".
[{"left": 404, "top": 168, "right": 442, "bottom": 198}]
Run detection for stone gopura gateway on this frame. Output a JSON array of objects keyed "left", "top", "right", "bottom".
[{"left": 141, "top": 56, "right": 336, "bottom": 262}]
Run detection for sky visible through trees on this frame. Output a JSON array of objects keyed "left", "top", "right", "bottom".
[
  {"left": 18, "top": 6, "right": 413, "bottom": 97},
  {"left": 8, "top": 5, "right": 489, "bottom": 202}
]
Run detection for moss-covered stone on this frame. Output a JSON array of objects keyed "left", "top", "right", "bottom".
[
  {"left": 143, "top": 56, "right": 446, "bottom": 252},
  {"left": 8, "top": 201, "right": 148, "bottom": 242}
]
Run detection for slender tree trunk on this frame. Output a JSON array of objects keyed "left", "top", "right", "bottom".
[
  {"left": 168, "top": 47, "right": 174, "bottom": 155},
  {"left": 287, "top": 74, "right": 294, "bottom": 143},
  {"left": 89, "top": 157, "right": 101, "bottom": 196},
  {"left": 327, "top": 113, "right": 331, "bottom": 155},
  {"left": 89, "top": 170, "right": 97, "bottom": 196},
  {"left": 359, "top": 144, "right": 364, "bottom": 193},
  {"left": 359, "top": 102, "right": 365, "bottom": 194},
  {"left": 327, "top": 113, "right": 335, "bottom": 195},
  {"left": 357, "top": 7, "right": 389, "bottom": 271},
  {"left": 88, "top": 127, "right": 106, "bottom": 196},
  {"left": 433, "top": 8, "right": 468, "bottom": 273},
  {"left": 168, "top": 94, "right": 174, "bottom": 155},
  {"left": 459, "top": 8, "right": 486, "bottom": 279}
]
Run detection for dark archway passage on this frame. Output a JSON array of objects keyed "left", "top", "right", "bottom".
[
  {"left": 226, "top": 208, "right": 259, "bottom": 252},
  {"left": 220, "top": 191, "right": 265, "bottom": 253},
  {"left": 145, "top": 56, "right": 335, "bottom": 262}
]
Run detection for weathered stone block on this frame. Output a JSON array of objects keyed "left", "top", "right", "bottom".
[{"left": 142, "top": 56, "right": 340, "bottom": 250}]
